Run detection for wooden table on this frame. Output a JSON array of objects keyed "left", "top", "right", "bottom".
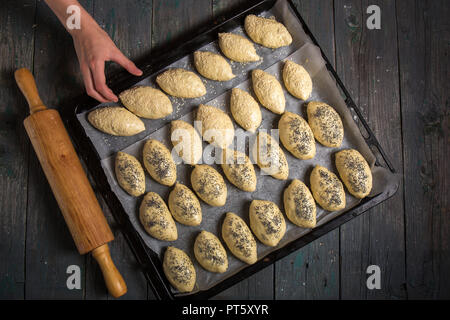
[{"left": 0, "top": 0, "right": 448, "bottom": 299}]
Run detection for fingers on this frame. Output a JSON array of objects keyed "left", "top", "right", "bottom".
[
  {"left": 91, "top": 60, "right": 118, "bottom": 102},
  {"left": 111, "top": 50, "right": 143, "bottom": 76},
  {"left": 80, "top": 64, "right": 109, "bottom": 103},
  {"left": 80, "top": 51, "right": 142, "bottom": 103}
]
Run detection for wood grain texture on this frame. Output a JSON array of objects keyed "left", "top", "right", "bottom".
[
  {"left": 90, "top": 0, "right": 153, "bottom": 300},
  {"left": 0, "top": 0, "right": 36, "bottom": 299},
  {"left": 212, "top": 0, "right": 246, "bottom": 18},
  {"left": 274, "top": 0, "right": 339, "bottom": 300},
  {"left": 212, "top": 266, "right": 274, "bottom": 300},
  {"left": 25, "top": 0, "right": 93, "bottom": 299},
  {"left": 152, "top": 0, "right": 212, "bottom": 48},
  {"left": 335, "top": 0, "right": 406, "bottom": 299},
  {"left": 23, "top": 108, "right": 114, "bottom": 254},
  {"left": 24, "top": 109, "right": 114, "bottom": 254},
  {"left": 396, "top": 0, "right": 450, "bottom": 299}
]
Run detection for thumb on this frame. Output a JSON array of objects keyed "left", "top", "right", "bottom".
[{"left": 111, "top": 50, "right": 143, "bottom": 76}]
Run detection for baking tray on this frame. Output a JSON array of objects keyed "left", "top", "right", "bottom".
[{"left": 60, "top": 0, "right": 400, "bottom": 300}]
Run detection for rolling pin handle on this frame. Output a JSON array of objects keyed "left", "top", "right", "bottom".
[
  {"left": 14, "top": 68, "right": 47, "bottom": 114},
  {"left": 92, "top": 244, "right": 127, "bottom": 298}
]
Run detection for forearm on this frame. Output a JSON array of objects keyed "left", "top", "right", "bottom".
[{"left": 44, "top": 0, "right": 98, "bottom": 37}]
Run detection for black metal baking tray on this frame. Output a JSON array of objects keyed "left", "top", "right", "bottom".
[{"left": 60, "top": 0, "right": 399, "bottom": 300}]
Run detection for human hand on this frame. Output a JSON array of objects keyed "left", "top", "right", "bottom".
[{"left": 72, "top": 24, "right": 143, "bottom": 102}]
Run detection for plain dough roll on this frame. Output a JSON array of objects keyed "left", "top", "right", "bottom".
[
  {"left": 244, "top": 14, "right": 292, "bottom": 48},
  {"left": 218, "top": 33, "right": 260, "bottom": 63},
  {"left": 335, "top": 149, "right": 372, "bottom": 198},
  {"left": 119, "top": 86, "right": 173, "bottom": 119},
  {"left": 196, "top": 104, "right": 235, "bottom": 149},
  {"left": 282, "top": 60, "right": 312, "bottom": 100},
  {"left": 194, "top": 51, "right": 235, "bottom": 81},
  {"left": 156, "top": 68, "right": 206, "bottom": 98},
  {"left": 170, "top": 120, "right": 203, "bottom": 165},
  {"left": 252, "top": 69, "right": 285, "bottom": 114},
  {"left": 230, "top": 88, "right": 262, "bottom": 133},
  {"left": 88, "top": 106, "right": 145, "bottom": 136}
]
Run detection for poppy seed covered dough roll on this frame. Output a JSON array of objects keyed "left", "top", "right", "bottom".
[
  {"left": 115, "top": 151, "right": 145, "bottom": 197},
  {"left": 139, "top": 192, "right": 177, "bottom": 241},
  {"left": 222, "top": 212, "right": 257, "bottom": 264},
  {"left": 194, "top": 231, "right": 228, "bottom": 273},
  {"left": 249, "top": 200, "right": 286, "bottom": 247},
  {"left": 310, "top": 165, "right": 346, "bottom": 211},
  {"left": 143, "top": 139, "right": 177, "bottom": 186},
  {"left": 191, "top": 165, "right": 227, "bottom": 206},
  {"left": 221, "top": 149, "right": 257, "bottom": 192},
  {"left": 168, "top": 182, "right": 202, "bottom": 226},
  {"left": 279, "top": 111, "right": 316, "bottom": 160},
  {"left": 283, "top": 179, "right": 316, "bottom": 228},
  {"left": 163, "top": 246, "right": 196, "bottom": 292},
  {"left": 307, "top": 101, "right": 344, "bottom": 148},
  {"left": 252, "top": 131, "right": 289, "bottom": 180},
  {"left": 335, "top": 149, "right": 372, "bottom": 198}
]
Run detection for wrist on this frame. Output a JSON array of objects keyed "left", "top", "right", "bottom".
[{"left": 67, "top": 8, "right": 99, "bottom": 39}]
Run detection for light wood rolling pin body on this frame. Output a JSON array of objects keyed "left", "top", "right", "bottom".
[{"left": 15, "top": 68, "right": 127, "bottom": 298}]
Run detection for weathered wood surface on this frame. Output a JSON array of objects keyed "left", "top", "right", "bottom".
[
  {"left": 335, "top": 0, "right": 407, "bottom": 299},
  {"left": 0, "top": 0, "right": 448, "bottom": 300},
  {"left": 396, "top": 0, "right": 449, "bottom": 299},
  {"left": 0, "top": 0, "right": 35, "bottom": 299}
]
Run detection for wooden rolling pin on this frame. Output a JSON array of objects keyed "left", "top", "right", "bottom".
[{"left": 15, "top": 68, "right": 127, "bottom": 298}]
